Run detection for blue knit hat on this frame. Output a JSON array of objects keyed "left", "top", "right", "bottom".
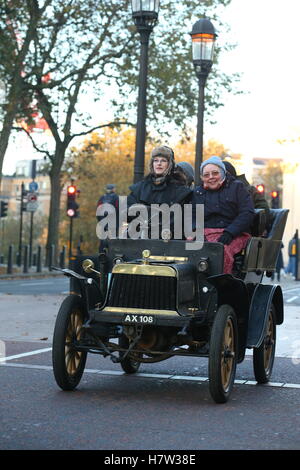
[
  {"left": 176, "top": 161, "right": 195, "bottom": 185},
  {"left": 200, "top": 156, "right": 226, "bottom": 179}
]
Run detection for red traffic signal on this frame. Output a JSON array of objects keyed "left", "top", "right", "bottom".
[
  {"left": 67, "top": 185, "right": 79, "bottom": 217},
  {"left": 270, "top": 189, "right": 280, "bottom": 208},
  {"left": 67, "top": 185, "right": 76, "bottom": 197},
  {"left": 256, "top": 184, "right": 265, "bottom": 194}
]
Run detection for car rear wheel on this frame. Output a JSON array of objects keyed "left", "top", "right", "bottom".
[
  {"left": 209, "top": 304, "right": 238, "bottom": 404},
  {"left": 52, "top": 294, "right": 87, "bottom": 390},
  {"left": 119, "top": 335, "right": 141, "bottom": 374},
  {"left": 253, "top": 305, "right": 276, "bottom": 384}
]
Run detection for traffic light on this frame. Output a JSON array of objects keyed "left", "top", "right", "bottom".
[
  {"left": 256, "top": 184, "right": 265, "bottom": 194},
  {"left": 67, "top": 185, "right": 79, "bottom": 218},
  {"left": 0, "top": 201, "right": 8, "bottom": 218},
  {"left": 270, "top": 190, "right": 280, "bottom": 209}
]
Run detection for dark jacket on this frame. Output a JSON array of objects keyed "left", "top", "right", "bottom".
[
  {"left": 96, "top": 192, "right": 119, "bottom": 223},
  {"left": 127, "top": 174, "right": 192, "bottom": 239},
  {"left": 128, "top": 174, "right": 192, "bottom": 207},
  {"left": 97, "top": 192, "right": 119, "bottom": 208},
  {"left": 237, "top": 174, "right": 270, "bottom": 215},
  {"left": 192, "top": 174, "right": 255, "bottom": 237}
]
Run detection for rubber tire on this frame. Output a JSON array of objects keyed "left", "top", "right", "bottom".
[
  {"left": 119, "top": 335, "right": 141, "bottom": 374},
  {"left": 52, "top": 294, "right": 87, "bottom": 390},
  {"left": 209, "top": 304, "right": 238, "bottom": 404},
  {"left": 253, "top": 305, "right": 276, "bottom": 384}
]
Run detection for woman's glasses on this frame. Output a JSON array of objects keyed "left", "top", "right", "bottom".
[
  {"left": 153, "top": 158, "right": 168, "bottom": 164},
  {"left": 202, "top": 170, "right": 221, "bottom": 179}
]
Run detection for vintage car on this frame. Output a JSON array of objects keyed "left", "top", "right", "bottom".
[{"left": 52, "top": 208, "right": 288, "bottom": 403}]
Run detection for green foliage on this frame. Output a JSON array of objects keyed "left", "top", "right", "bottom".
[
  {"left": 1, "top": 0, "right": 237, "bottom": 142},
  {"left": 59, "top": 128, "right": 136, "bottom": 253},
  {"left": 112, "top": 0, "right": 240, "bottom": 133},
  {"left": 0, "top": 0, "right": 238, "bottom": 256}
]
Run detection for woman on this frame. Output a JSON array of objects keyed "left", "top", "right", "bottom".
[
  {"left": 192, "top": 155, "right": 255, "bottom": 273},
  {"left": 127, "top": 145, "right": 192, "bottom": 238}
]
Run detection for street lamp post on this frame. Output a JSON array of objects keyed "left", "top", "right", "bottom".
[
  {"left": 131, "top": 0, "right": 160, "bottom": 183},
  {"left": 190, "top": 18, "right": 217, "bottom": 185}
]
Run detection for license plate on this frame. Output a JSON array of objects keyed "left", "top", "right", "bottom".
[{"left": 123, "top": 314, "right": 156, "bottom": 324}]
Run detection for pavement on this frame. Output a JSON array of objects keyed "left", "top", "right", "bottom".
[
  {"left": 262, "top": 271, "right": 299, "bottom": 289},
  {"left": 0, "top": 266, "right": 63, "bottom": 280},
  {"left": 0, "top": 294, "right": 65, "bottom": 343},
  {"left": 0, "top": 270, "right": 299, "bottom": 360}
]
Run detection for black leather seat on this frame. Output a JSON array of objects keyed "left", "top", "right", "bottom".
[{"left": 267, "top": 209, "right": 289, "bottom": 241}]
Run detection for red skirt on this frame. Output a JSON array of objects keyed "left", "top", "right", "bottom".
[{"left": 204, "top": 228, "right": 251, "bottom": 274}]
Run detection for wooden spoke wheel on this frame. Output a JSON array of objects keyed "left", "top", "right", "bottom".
[
  {"left": 52, "top": 295, "right": 87, "bottom": 390},
  {"left": 209, "top": 305, "right": 238, "bottom": 404},
  {"left": 253, "top": 305, "right": 276, "bottom": 384},
  {"left": 119, "top": 335, "right": 141, "bottom": 374}
]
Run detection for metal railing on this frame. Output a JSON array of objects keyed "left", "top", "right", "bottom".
[{"left": 0, "top": 244, "right": 67, "bottom": 275}]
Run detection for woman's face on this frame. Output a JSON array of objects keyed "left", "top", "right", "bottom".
[
  {"left": 201, "top": 163, "right": 223, "bottom": 190},
  {"left": 153, "top": 157, "right": 169, "bottom": 176}
]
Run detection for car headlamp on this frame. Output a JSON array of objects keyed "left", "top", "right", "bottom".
[
  {"left": 197, "top": 258, "right": 209, "bottom": 273},
  {"left": 161, "top": 229, "right": 172, "bottom": 241}
]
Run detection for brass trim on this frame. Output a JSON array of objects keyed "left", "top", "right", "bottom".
[
  {"left": 146, "top": 255, "right": 188, "bottom": 262},
  {"left": 105, "top": 307, "right": 179, "bottom": 316},
  {"left": 112, "top": 263, "right": 176, "bottom": 277}
]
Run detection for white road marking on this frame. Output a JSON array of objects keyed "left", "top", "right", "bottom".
[
  {"left": 1, "top": 345, "right": 300, "bottom": 390},
  {"left": 19, "top": 282, "right": 54, "bottom": 286},
  {"left": 1, "top": 361, "right": 300, "bottom": 389},
  {"left": 0, "top": 347, "right": 52, "bottom": 363},
  {"left": 286, "top": 296, "right": 298, "bottom": 303}
]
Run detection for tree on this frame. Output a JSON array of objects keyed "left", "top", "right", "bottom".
[
  {"left": 173, "top": 136, "right": 229, "bottom": 168},
  {"left": 0, "top": 0, "right": 238, "bottom": 261},
  {"left": 1, "top": 0, "right": 136, "bottom": 261},
  {"left": 118, "top": 1, "right": 238, "bottom": 132},
  {"left": 66, "top": 129, "right": 231, "bottom": 253},
  {"left": 62, "top": 128, "right": 136, "bottom": 253},
  {"left": 0, "top": 0, "right": 44, "bottom": 187}
]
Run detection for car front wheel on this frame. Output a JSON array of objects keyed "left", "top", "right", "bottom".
[{"left": 52, "top": 294, "right": 87, "bottom": 390}]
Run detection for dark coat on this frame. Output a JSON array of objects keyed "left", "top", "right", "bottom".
[
  {"left": 128, "top": 174, "right": 192, "bottom": 207},
  {"left": 192, "top": 174, "right": 255, "bottom": 237},
  {"left": 127, "top": 174, "right": 192, "bottom": 239},
  {"left": 97, "top": 192, "right": 119, "bottom": 208},
  {"left": 237, "top": 174, "right": 270, "bottom": 218},
  {"left": 96, "top": 192, "right": 119, "bottom": 223}
]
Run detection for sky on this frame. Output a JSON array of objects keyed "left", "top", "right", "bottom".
[
  {"left": 3, "top": 0, "right": 300, "bottom": 175},
  {"left": 205, "top": 0, "right": 300, "bottom": 164}
]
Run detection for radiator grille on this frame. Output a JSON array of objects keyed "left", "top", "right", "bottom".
[{"left": 107, "top": 274, "right": 176, "bottom": 310}]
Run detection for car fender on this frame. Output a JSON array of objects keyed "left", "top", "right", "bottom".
[{"left": 247, "top": 283, "right": 283, "bottom": 349}]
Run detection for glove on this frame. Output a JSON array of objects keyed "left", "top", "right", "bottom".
[{"left": 218, "top": 231, "right": 233, "bottom": 245}]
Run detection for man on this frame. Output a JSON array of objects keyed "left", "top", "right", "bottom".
[
  {"left": 176, "top": 161, "right": 195, "bottom": 188},
  {"left": 97, "top": 184, "right": 119, "bottom": 214},
  {"left": 96, "top": 184, "right": 119, "bottom": 250},
  {"left": 223, "top": 161, "right": 270, "bottom": 215}
]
